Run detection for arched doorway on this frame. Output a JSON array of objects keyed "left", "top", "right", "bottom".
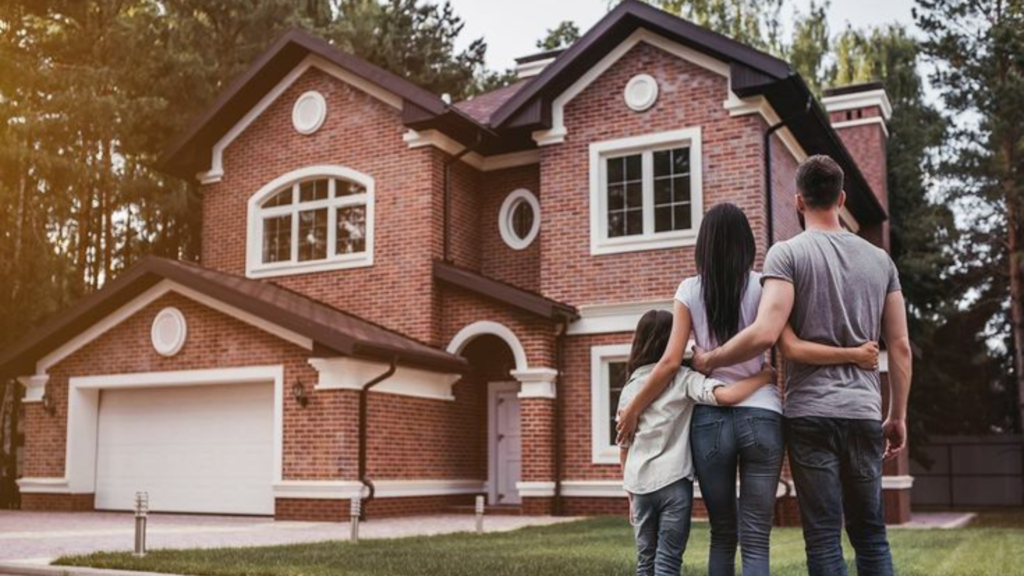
[{"left": 451, "top": 326, "right": 524, "bottom": 506}]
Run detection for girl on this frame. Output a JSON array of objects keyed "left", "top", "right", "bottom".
[
  {"left": 619, "top": 309, "right": 773, "bottom": 576},
  {"left": 618, "top": 203, "right": 878, "bottom": 576}
]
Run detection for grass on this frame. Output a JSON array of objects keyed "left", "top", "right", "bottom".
[{"left": 56, "top": 516, "right": 1024, "bottom": 576}]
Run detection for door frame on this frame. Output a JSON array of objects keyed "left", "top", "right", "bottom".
[{"left": 487, "top": 381, "right": 521, "bottom": 505}]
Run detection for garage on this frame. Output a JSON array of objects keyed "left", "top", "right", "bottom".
[{"left": 94, "top": 383, "right": 275, "bottom": 515}]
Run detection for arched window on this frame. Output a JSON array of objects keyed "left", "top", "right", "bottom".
[{"left": 247, "top": 166, "right": 374, "bottom": 278}]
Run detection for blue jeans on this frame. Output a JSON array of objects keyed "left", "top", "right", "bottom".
[
  {"left": 691, "top": 405, "right": 784, "bottom": 576},
  {"left": 786, "top": 417, "right": 894, "bottom": 576},
  {"left": 631, "top": 478, "right": 693, "bottom": 576}
]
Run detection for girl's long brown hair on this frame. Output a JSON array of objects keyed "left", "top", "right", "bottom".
[{"left": 626, "top": 310, "right": 674, "bottom": 375}]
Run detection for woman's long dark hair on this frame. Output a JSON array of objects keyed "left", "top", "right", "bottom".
[
  {"left": 694, "top": 203, "right": 756, "bottom": 346},
  {"left": 626, "top": 310, "right": 674, "bottom": 375}
]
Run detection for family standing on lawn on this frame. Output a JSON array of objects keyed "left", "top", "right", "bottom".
[{"left": 615, "top": 154, "right": 913, "bottom": 576}]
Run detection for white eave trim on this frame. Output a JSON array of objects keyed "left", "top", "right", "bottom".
[
  {"left": 831, "top": 116, "right": 890, "bottom": 138},
  {"left": 568, "top": 300, "right": 673, "bottom": 336},
  {"left": 16, "top": 477, "right": 73, "bottom": 494},
  {"left": 516, "top": 57, "right": 556, "bottom": 79},
  {"left": 515, "top": 481, "right": 556, "bottom": 498},
  {"left": 403, "top": 129, "right": 541, "bottom": 171},
  {"left": 309, "top": 357, "right": 461, "bottom": 401},
  {"left": 821, "top": 89, "right": 893, "bottom": 121},
  {"left": 197, "top": 54, "right": 404, "bottom": 184}
]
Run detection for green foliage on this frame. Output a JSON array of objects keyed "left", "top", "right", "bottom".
[
  {"left": 650, "top": 0, "right": 785, "bottom": 53},
  {"left": 537, "top": 20, "right": 581, "bottom": 51},
  {"left": 915, "top": 0, "right": 1024, "bottom": 432}
]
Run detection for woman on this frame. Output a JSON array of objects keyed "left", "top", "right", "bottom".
[{"left": 616, "top": 203, "right": 877, "bottom": 576}]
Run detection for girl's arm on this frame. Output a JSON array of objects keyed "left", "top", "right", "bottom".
[
  {"left": 712, "top": 368, "right": 774, "bottom": 406},
  {"left": 778, "top": 325, "right": 879, "bottom": 369},
  {"left": 615, "top": 301, "right": 692, "bottom": 445}
]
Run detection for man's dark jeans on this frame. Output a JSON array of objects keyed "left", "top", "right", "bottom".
[{"left": 786, "top": 417, "right": 894, "bottom": 576}]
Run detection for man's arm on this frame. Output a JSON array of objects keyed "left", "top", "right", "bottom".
[
  {"left": 692, "top": 279, "right": 795, "bottom": 373},
  {"left": 881, "top": 290, "right": 912, "bottom": 460},
  {"left": 778, "top": 325, "right": 880, "bottom": 370}
]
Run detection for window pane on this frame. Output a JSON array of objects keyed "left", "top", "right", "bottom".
[
  {"left": 674, "top": 204, "right": 692, "bottom": 230},
  {"left": 608, "top": 211, "right": 626, "bottom": 238},
  {"left": 336, "top": 180, "right": 365, "bottom": 197},
  {"left": 673, "top": 176, "right": 691, "bottom": 203},
  {"left": 299, "top": 179, "right": 329, "bottom": 203},
  {"left": 625, "top": 154, "right": 642, "bottom": 181},
  {"left": 337, "top": 206, "right": 367, "bottom": 254},
  {"left": 626, "top": 182, "right": 643, "bottom": 209},
  {"left": 625, "top": 209, "right": 643, "bottom": 236},
  {"left": 298, "top": 209, "right": 328, "bottom": 261},
  {"left": 511, "top": 200, "right": 534, "bottom": 240},
  {"left": 262, "top": 215, "right": 292, "bottom": 263},
  {"left": 607, "top": 157, "right": 625, "bottom": 183},
  {"left": 653, "top": 150, "right": 671, "bottom": 176},
  {"left": 607, "top": 361, "right": 628, "bottom": 446},
  {"left": 655, "top": 205, "right": 673, "bottom": 233},
  {"left": 264, "top": 188, "right": 292, "bottom": 208},
  {"left": 654, "top": 176, "right": 672, "bottom": 205},
  {"left": 672, "top": 148, "right": 690, "bottom": 174}
]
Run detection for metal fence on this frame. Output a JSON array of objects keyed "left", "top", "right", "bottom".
[{"left": 911, "top": 435, "right": 1023, "bottom": 507}]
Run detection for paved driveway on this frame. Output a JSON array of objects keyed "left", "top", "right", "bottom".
[{"left": 0, "top": 511, "right": 576, "bottom": 564}]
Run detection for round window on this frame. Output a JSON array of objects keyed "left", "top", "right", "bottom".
[
  {"left": 499, "top": 189, "right": 540, "bottom": 250},
  {"left": 151, "top": 307, "right": 187, "bottom": 357},
  {"left": 292, "top": 91, "right": 327, "bottom": 135}
]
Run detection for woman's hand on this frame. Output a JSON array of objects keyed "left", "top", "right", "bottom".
[
  {"left": 616, "top": 405, "right": 639, "bottom": 446},
  {"left": 852, "top": 340, "right": 880, "bottom": 370}
]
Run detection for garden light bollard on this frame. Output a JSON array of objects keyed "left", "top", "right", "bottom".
[
  {"left": 350, "top": 496, "right": 361, "bottom": 543},
  {"left": 134, "top": 491, "right": 149, "bottom": 557},
  {"left": 475, "top": 495, "right": 484, "bottom": 534}
]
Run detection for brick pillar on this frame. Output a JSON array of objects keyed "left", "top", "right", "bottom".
[
  {"left": 879, "top": 358, "right": 913, "bottom": 524},
  {"left": 512, "top": 368, "right": 558, "bottom": 515},
  {"left": 821, "top": 82, "right": 892, "bottom": 250}
]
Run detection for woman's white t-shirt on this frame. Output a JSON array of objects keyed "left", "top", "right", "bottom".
[{"left": 674, "top": 271, "right": 782, "bottom": 413}]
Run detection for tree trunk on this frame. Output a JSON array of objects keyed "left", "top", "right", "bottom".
[{"left": 1008, "top": 198, "right": 1024, "bottom": 433}]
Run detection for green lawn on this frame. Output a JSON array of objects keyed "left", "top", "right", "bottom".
[{"left": 56, "top": 517, "right": 1024, "bottom": 576}]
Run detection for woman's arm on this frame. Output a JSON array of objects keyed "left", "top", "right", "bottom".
[
  {"left": 712, "top": 368, "right": 774, "bottom": 406},
  {"left": 778, "top": 325, "right": 879, "bottom": 370},
  {"left": 615, "top": 301, "right": 692, "bottom": 445}
]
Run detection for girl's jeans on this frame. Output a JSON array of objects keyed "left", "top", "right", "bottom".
[
  {"left": 631, "top": 478, "right": 693, "bottom": 576},
  {"left": 691, "top": 405, "right": 784, "bottom": 576}
]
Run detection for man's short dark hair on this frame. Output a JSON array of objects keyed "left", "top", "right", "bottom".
[{"left": 796, "top": 155, "right": 844, "bottom": 209}]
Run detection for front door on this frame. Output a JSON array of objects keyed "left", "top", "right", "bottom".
[{"left": 489, "top": 382, "right": 522, "bottom": 505}]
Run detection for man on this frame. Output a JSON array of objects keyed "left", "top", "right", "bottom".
[{"left": 691, "top": 155, "right": 912, "bottom": 576}]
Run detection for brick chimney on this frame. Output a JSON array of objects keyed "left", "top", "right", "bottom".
[{"left": 821, "top": 82, "right": 892, "bottom": 248}]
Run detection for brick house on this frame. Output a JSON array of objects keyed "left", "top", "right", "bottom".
[{"left": 2, "top": 1, "right": 911, "bottom": 522}]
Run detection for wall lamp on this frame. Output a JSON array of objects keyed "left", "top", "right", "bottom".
[
  {"left": 41, "top": 391, "right": 57, "bottom": 417},
  {"left": 292, "top": 379, "right": 309, "bottom": 408}
]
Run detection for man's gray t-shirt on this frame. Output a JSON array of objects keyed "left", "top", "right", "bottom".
[{"left": 763, "top": 230, "right": 901, "bottom": 420}]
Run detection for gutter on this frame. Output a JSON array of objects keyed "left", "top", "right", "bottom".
[
  {"left": 357, "top": 355, "right": 398, "bottom": 517},
  {"left": 763, "top": 95, "right": 812, "bottom": 246},
  {"left": 552, "top": 319, "right": 569, "bottom": 515}
]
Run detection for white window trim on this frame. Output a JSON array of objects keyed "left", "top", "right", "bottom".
[
  {"left": 589, "top": 127, "right": 704, "bottom": 256},
  {"left": 246, "top": 165, "right": 375, "bottom": 279},
  {"left": 498, "top": 188, "right": 540, "bottom": 250},
  {"left": 591, "top": 343, "right": 631, "bottom": 464}
]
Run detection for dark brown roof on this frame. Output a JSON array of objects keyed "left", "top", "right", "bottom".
[
  {"left": 0, "top": 257, "right": 468, "bottom": 376},
  {"left": 433, "top": 260, "right": 577, "bottom": 321},
  {"left": 823, "top": 81, "right": 886, "bottom": 97},
  {"left": 453, "top": 80, "right": 533, "bottom": 125}
]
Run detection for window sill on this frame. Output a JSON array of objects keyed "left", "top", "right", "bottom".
[
  {"left": 591, "top": 231, "right": 697, "bottom": 256},
  {"left": 246, "top": 255, "right": 373, "bottom": 279}
]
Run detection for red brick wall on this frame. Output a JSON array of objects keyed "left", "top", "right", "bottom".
[
  {"left": 769, "top": 132, "right": 803, "bottom": 243},
  {"left": 276, "top": 494, "right": 476, "bottom": 521},
  {"left": 478, "top": 165, "right": 542, "bottom": 293},
  {"left": 829, "top": 107, "right": 888, "bottom": 209},
  {"left": 539, "top": 42, "right": 767, "bottom": 306},
  {"left": 447, "top": 160, "right": 483, "bottom": 271},
  {"left": 23, "top": 291, "right": 487, "bottom": 494},
  {"left": 201, "top": 67, "right": 441, "bottom": 344}
]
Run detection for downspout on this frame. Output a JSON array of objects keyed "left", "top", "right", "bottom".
[
  {"left": 552, "top": 319, "right": 569, "bottom": 516},
  {"left": 763, "top": 96, "right": 813, "bottom": 247},
  {"left": 357, "top": 355, "right": 398, "bottom": 517}
]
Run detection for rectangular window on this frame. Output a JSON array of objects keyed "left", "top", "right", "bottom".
[
  {"left": 589, "top": 128, "right": 703, "bottom": 255},
  {"left": 590, "top": 344, "right": 632, "bottom": 464}
]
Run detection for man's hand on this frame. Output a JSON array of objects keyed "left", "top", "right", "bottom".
[
  {"left": 853, "top": 341, "right": 880, "bottom": 370},
  {"left": 691, "top": 345, "right": 712, "bottom": 375},
  {"left": 616, "top": 406, "right": 638, "bottom": 446},
  {"left": 882, "top": 417, "right": 906, "bottom": 461}
]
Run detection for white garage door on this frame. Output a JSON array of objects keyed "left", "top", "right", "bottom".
[{"left": 95, "top": 383, "right": 275, "bottom": 515}]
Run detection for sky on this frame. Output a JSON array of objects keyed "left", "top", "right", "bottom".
[{"left": 446, "top": 0, "right": 921, "bottom": 72}]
